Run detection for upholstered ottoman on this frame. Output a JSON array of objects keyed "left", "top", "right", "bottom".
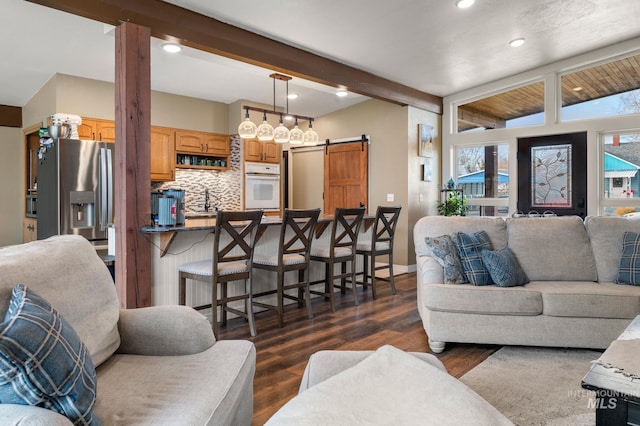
[{"left": 266, "top": 345, "right": 513, "bottom": 425}]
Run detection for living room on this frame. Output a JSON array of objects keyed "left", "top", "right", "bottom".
[{"left": 2, "top": 1, "right": 640, "bottom": 425}]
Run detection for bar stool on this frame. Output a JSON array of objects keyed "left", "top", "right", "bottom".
[
  {"left": 178, "top": 210, "right": 263, "bottom": 338},
  {"left": 309, "top": 207, "right": 365, "bottom": 311},
  {"left": 355, "top": 205, "right": 402, "bottom": 298},
  {"left": 252, "top": 208, "right": 321, "bottom": 327}
]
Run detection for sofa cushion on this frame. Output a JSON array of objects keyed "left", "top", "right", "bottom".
[
  {"left": 414, "top": 216, "right": 507, "bottom": 257},
  {"left": 481, "top": 248, "right": 529, "bottom": 287},
  {"left": 585, "top": 216, "right": 640, "bottom": 282},
  {"left": 424, "top": 234, "right": 467, "bottom": 284},
  {"left": 526, "top": 281, "right": 640, "bottom": 319},
  {"left": 457, "top": 231, "right": 493, "bottom": 286},
  {"left": 506, "top": 216, "right": 597, "bottom": 282},
  {"left": 94, "top": 340, "right": 255, "bottom": 425},
  {"left": 0, "top": 236, "right": 120, "bottom": 368},
  {"left": 424, "top": 283, "right": 542, "bottom": 316},
  {"left": 617, "top": 232, "right": 640, "bottom": 286},
  {"left": 0, "top": 285, "right": 98, "bottom": 425}
]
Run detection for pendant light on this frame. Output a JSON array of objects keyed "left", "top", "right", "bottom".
[
  {"left": 303, "top": 119, "right": 319, "bottom": 145},
  {"left": 289, "top": 117, "right": 304, "bottom": 145},
  {"left": 238, "top": 107, "right": 258, "bottom": 138},
  {"left": 256, "top": 110, "right": 274, "bottom": 141},
  {"left": 273, "top": 113, "right": 290, "bottom": 143}
]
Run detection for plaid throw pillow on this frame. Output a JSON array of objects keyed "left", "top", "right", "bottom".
[
  {"left": 456, "top": 231, "right": 494, "bottom": 286},
  {"left": 0, "top": 284, "right": 99, "bottom": 425},
  {"left": 617, "top": 231, "right": 640, "bottom": 286}
]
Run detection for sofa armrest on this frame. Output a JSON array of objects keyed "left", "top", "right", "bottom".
[
  {"left": 117, "top": 305, "right": 215, "bottom": 355},
  {"left": 299, "top": 350, "right": 446, "bottom": 393},
  {"left": 417, "top": 255, "right": 444, "bottom": 285},
  {"left": 0, "top": 404, "right": 73, "bottom": 425}
]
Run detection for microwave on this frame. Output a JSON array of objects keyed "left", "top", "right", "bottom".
[{"left": 26, "top": 195, "right": 37, "bottom": 218}]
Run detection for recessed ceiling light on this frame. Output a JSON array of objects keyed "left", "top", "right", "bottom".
[
  {"left": 336, "top": 89, "right": 348, "bottom": 97},
  {"left": 509, "top": 38, "right": 526, "bottom": 47},
  {"left": 573, "top": 86, "right": 583, "bottom": 92},
  {"left": 456, "top": 0, "right": 475, "bottom": 8},
  {"left": 287, "top": 93, "right": 299, "bottom": 100},
  {"left": 161, "top": 43, "right": 182, "bottom": 53}
]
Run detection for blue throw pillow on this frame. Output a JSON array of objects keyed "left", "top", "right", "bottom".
[
  {"left": 480, "top": 248, "right": 530, "bottom": 287},
  {"left": 617, "top": 231, "right": 640, "bottom": 286},
  {"left": 425, "top": 234, "right": 468, "bottom": 284},
  {"left": 456, "top": 231, "right": 493, "bottom": 285},
  {"left": 0, "top": 284, "right": 99, "bottom": 425}
]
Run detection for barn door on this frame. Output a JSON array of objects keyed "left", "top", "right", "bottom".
[{"left": 323, "top": 141, "right": 369, "bottom": 215}]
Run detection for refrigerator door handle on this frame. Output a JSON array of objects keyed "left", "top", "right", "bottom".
[
  {"left": 99, "top": 146, "right": 113, "bottom": 229},
  {"left": 106, "top": 147, "right": 113, "bottom": 226}
]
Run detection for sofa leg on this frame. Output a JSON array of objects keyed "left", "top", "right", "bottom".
[{"left": 428, "top": 339, "right": 446, "bottom": 354}]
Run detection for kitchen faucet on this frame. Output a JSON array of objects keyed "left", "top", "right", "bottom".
[{"left": 204, "top": 189, "right": 210, "bottom": 212}]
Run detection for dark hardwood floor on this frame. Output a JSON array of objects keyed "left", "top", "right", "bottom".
[{"left": 216, "top": 272, "right": 500, "bottom": 425}]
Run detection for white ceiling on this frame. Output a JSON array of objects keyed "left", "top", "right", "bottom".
[{"left": 3, "top": 0, "right": 640, "bottom": 118}]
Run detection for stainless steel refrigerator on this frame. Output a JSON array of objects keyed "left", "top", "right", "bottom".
[{"left": 37, "top": 138, "right": 114, "bottom": 247}]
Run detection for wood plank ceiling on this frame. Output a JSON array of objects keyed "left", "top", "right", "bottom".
[{"left": 458, "top": 53, "right": 640, "bottom": 131}]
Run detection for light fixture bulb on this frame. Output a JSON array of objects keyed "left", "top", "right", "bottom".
[
  {"left": 303, "top": 120, "right": 319, "bottom": 145},
  {"left": 336, "top": 89, "right": 348, "bottom": 97},
  {"left": 284, "top": 114, "right": 294, "bottom": 121},
  {"left": 161, "top": 43, "right": 182, "bottom": 53},
  {"left": 289, "top": 119, "right": 304, "bottom": 145},
  {"left": 287, "top": 93, "right": 299, "bottom": 100},
  {"left": 238, "top": 109, "right": 258, "bottom": 138},
  {"left": 273, "top": 114, "right": 290, "bottom": 143},
  {"left": 256, "top": 111, "right": 274, "bottom": 141},
  {"left": 509, "top": 38, "right": 525, "bottom": 47},
  {"left": 456, "top": 0, "right": 475, "bottom": 8}
]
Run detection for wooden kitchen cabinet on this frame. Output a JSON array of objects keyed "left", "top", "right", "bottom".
[
  {"left": 175, "top": 130, "right": 229, "bottom": 156},
  {"left": 78, "top": 118, "right": 116, "bottom": 142},
  {"left": 244, "top": 138, "right": 280, "bottom": 163},
  {"left": 23, "top": 217, "right": 37, "bottom": 243},
  {"left": 150, "top": 126, "right": 176, "bottom": 181}
]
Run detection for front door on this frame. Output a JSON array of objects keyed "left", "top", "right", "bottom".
[{"left": 323, "top": 141, "right": 368, "bottom": 215}]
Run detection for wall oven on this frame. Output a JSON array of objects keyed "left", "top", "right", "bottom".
[{"left": 244, "top": 162, "right": 280, "bottom": 211}]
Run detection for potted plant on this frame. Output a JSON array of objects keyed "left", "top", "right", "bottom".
[{"left": 437, "top": 191, "right": 467, "bottom": 216}]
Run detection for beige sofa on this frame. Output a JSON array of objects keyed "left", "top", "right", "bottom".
[
  {"left": 0, "top": 235, "right": 255, "bottom": 425},
  {"left": 414, "top": 215, "right": 640, "bottom": 353}
]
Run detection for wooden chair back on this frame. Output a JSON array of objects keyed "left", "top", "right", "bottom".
[
  {"left": 331, "top": 207, "right": 366, "bottom": 252},
  {"left": 213, "top": 210, "right": 263, "bottom": 272},
  {"left": 280, "top": 208, "right": 321, "bottom": 262}
]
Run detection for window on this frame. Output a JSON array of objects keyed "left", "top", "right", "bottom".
[
  {"left": 561, "top": 54, "right": 640, "bottom": 121},
  {"left": 457, "top": 81, "right": 544, "bottom": 133},
  {"left": 455, "top": 144, "right": 509, "bottom": 216},
  {"left": 601, "top": 131, "right": 640, "bottom": 216}
]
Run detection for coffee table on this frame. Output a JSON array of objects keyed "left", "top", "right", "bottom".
[{"left": 582, "top": 315, "right": 640, "bottom": 425}]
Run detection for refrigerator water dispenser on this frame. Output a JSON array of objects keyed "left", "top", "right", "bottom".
[{"left": 70, "top": 191, "right": 95, "bottom": 229}]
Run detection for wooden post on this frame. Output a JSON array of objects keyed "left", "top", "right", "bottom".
[{"left": 114, "top": 22, "right": 152, "bottom": 308}]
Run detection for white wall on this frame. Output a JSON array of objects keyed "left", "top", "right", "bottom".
[{"left": 442, "top": 37, "right": 640, "bottom": 216}]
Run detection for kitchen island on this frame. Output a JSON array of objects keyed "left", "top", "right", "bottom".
[{"left": 141, "top": 214, "right": 374, "bottom": 323}]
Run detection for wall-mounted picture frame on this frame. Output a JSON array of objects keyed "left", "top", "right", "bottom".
[{"left": 418, "top": 123, "right": 434, "bottom": 158}]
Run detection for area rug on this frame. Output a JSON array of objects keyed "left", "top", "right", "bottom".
[{"left": 460, "top": 346, "right": 602, "bottom": 426}]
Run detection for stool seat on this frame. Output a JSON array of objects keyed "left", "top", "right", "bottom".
[
  {"left": 178, "top": 259, "right": 249, "bottom": 276},
  {"left": 310, "top": 246, "right": 352, "bottom": 258},
  {"left": 356, "top": 241, "right": 390, "bottom": 252}
]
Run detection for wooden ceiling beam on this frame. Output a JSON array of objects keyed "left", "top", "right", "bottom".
[
  {"left": 458, "top": 106, "right": 505, "bottom": 130},
  {"left": 26, "top": 0, "right": 443, "bottom": 114}
]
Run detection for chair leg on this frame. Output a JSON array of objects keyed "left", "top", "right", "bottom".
[
  {"left": 370, "top": 254, "right": 377, "bottom": 300},
  {"left": 246, "top": 279, "right": 257, "bottom": 337},
  {"left": 276, "top": 270, "right": 284, "bottom": 328},
  {"left": 301, "top": 269, "right": 314, "bottom": 319},
  {"left": 326, "top": 261, "right": 335, "bottom": 312},
  {"left": 340, "top": 262, "right": 347, "bottom": 294},
  {"left": 388, "top": 252, "right": 397, "bottom": 295},
  {"left": 361, "top": 253, "right": 369, "bottom": 292},
  {"left": 212, "top": 281, "right": 219, "bottom": 339},
  {"left": 179, "top": 273, "right": 187, "bottom": 305},
  {"left": 350, "top": 259, "right": 359, "bottom": 306},
  {"left": 221, "top": 282, "right": 228, "bottom": 326}
]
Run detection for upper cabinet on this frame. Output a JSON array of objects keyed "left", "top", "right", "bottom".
[
  {"left": 150, "top": 126, "right": 176, "bottom": 182},
  {"left": 244, "top": 139, "right": 280, "bottom": 164},
  {"left": 78, "top": 118, "right": 116, "bottom": 142},
  {"left": 175, "top": 130, "right": 230, "bottom": 171}
]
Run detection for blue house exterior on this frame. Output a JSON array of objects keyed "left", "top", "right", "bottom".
[{"left": 603, "top": 152, "right": 639, "bottom": 198}]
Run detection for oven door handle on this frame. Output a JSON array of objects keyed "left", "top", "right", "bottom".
[{"left": 246, "top": 174, "right": 280, "bottom": 180}]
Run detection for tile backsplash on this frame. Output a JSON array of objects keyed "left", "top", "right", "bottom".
[{"left": 152, "top": 136, "right": 242, "bottom": 213}]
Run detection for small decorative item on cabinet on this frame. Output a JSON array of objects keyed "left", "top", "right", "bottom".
[{"left": 176, "top": 154, "right": 227, "bottom": 170}]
